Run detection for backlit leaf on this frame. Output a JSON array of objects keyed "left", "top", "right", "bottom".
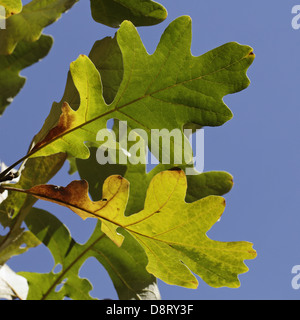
[
  {"left": 90, "top": 0, "right": 167, "bottom": 28},
  {"left": 28, "top": 176, "right": 129, "bottom": 247},
  {"left": 23, "top": 170, "right": 256, "bottom": 289},
  {"left": 0, "top": 35, "right": 53, "bottom": 115},
  {"left": 27, "top": 16, "right": 254, "bottom": 163},
  {"left": 0, "top": 0, "right": 78, "bottom": 54},
  {"left": 22, "top": 208, "right": 160, "bottom": 300}
]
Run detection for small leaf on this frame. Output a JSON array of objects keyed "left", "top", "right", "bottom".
[
  {"left": 90, "top": 0, "right": 167, "bottom": 28},
  {"left": 24, "top": 170, "right": 256, "bottom": 289},
  {"left": 0, "top": 35, "right": 53, "bottom": 115},
  {"left": 0, "top": 0, "right": 78, "bottom": 54},
  {"left": 0, "top": 264, "right": 28, "bottom": 300}
]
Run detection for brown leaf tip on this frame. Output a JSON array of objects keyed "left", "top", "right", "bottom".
[
  {"left": 248, "top": 51, "right": 255, "bottom": 60},
  {"left": 32, "top": 102, "right": 77, "bottom": 152}
]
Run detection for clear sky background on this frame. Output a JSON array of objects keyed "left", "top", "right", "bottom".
[{"left": 1, "top": 0, "right": 300, "bottom": 300}]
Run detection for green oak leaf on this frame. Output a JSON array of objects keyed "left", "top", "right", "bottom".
[
  {"left": 24, "top": 170, "right": 256, "bottom": 289},
  {"left": 21, "top": 208, "right": 160, "bottom": 300},
  {"left": 0, "top": 35, "right": 53, "bottom": 115},
  {"left": 90, "top": 0, "right": 167, "bottom": 28},
  {"left": 0, "top": 0, "right": 78, "bottom": 54},
  {"left": 62, "top": 36, "right": 233, "bottom": 215},
  {"left": 0, "top": 35, "right": 120, "bottom": 242},
  {"left": 27, "top": 16, "right": 254, "bottom": 163},
  {"left": 122, "top": 170, "right": 256, "bottom": 288}
]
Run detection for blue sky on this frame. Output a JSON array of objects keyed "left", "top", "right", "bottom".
[{"left": 1, "top": 0, "right": 300, "bottom": 300}]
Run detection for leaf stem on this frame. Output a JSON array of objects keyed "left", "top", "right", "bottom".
[
  {"left": 0, "top": 184, "right": 28, "bottom": 195},
  {"left": 0, "top": 155, "right": 29, "bottom": 181}
]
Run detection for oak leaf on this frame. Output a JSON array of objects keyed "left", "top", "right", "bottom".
[
  {"left": 22, "top": 208, "right": 160, "bottom": 300},
  {"left": 28, "top": 16, "right": 254, "bottom": 163},
  {"left": 0, "top": 35, "right": 53, "bottom": 115},
  {"left": 90, "top": 0, "right": 167, "bottom": 28},
  {"left": 0, "top": 0, "right": 78, "bottom": 55},
  {"left": 24, "top": 170, "right": 256, "bottom": 289}
]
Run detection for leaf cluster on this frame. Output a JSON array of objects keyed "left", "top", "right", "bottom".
[{"left": 0, "top": 0, "right": 256, "bottom": 300}]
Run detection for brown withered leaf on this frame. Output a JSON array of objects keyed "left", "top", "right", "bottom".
[{"left": 28, "top": 176, "right": 129, "bottom": 246}]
